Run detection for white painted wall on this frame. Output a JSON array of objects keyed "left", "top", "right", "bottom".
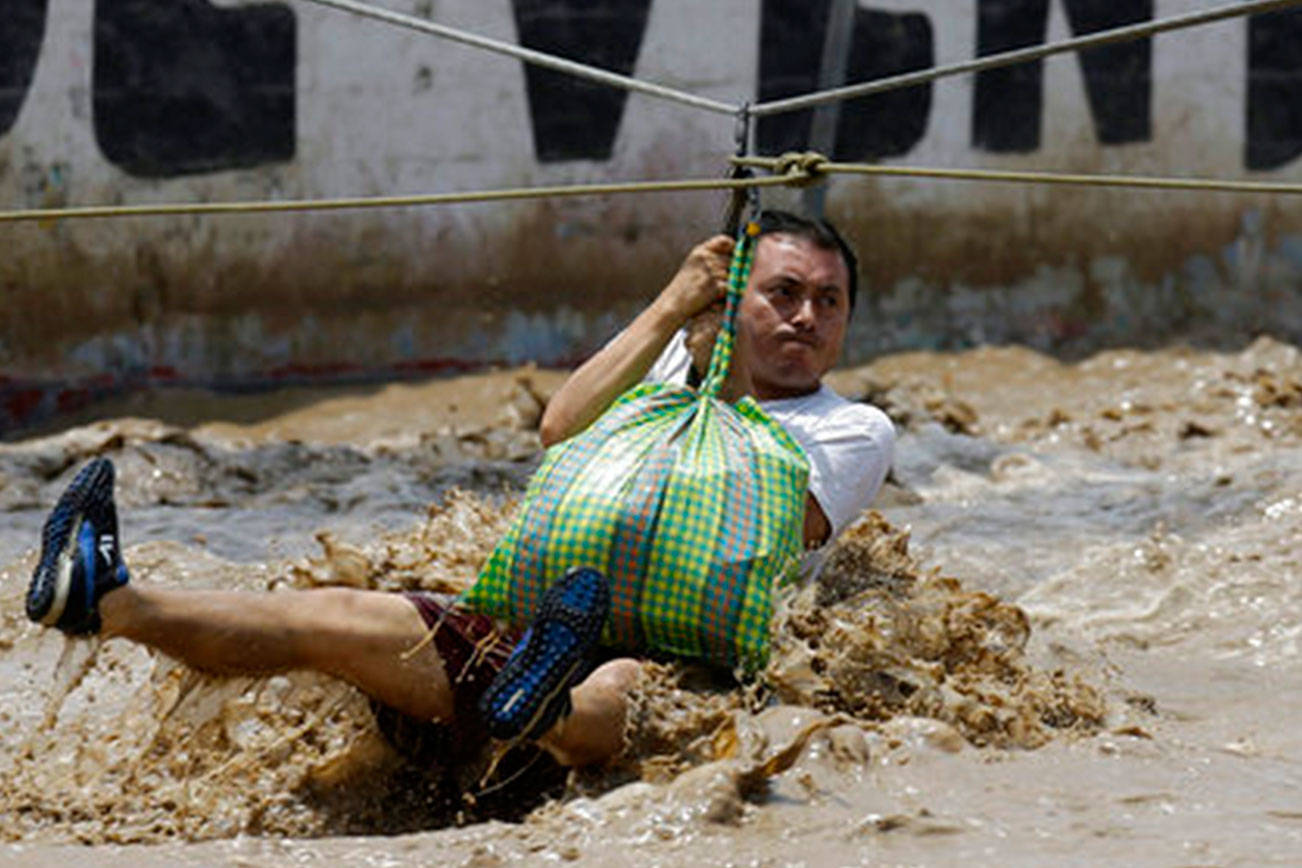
[{"left": 2, "top": 0, "right": 1300, "bottom": 429}]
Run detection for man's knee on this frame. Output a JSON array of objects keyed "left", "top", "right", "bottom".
[{"left": 583, "top": 657, "right": 643, "bottom": 695}]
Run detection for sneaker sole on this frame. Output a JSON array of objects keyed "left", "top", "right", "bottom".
[
  {"left": 492, "top": 652, "right": 586, "bottom": 742},
  {"left": 480, "top": 567, "right": 610, "bottom": 741},
  {"left": 26, "top": 459, "right": 112, "bottom": 627}
]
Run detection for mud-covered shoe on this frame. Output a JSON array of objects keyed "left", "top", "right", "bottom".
[
  {"left": 26, "top": 457, "right": 129, "bottom": 635},
  {"left": 479, "top": 566, "right": 610, "bottom": 741}
]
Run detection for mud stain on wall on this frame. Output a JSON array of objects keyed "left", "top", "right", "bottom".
[
  {"left": 827, "top": 178, "right": 1251, "bottom": 293},
  {"left": 3, "top": 188, "right": 1294, "bottom": 371},
  {"left": 4, "top": 175, "right": 1301, "bottom": 436}
]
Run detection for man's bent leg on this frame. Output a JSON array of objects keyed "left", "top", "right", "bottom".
[
  {"left": 99, "top": 585, "right": 453, "bottom": 722},
  {"left": 539, "top": 657, "right": 642, "bottom": 767}
]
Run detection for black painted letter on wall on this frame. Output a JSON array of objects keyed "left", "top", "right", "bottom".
[
  {"left": 1066, "top": 0, "right": 1152, "bottom": 145},
  {"left": 974, "top": 0, "right": 1048, "bottom": 152},
  {"left": 974, "top": 0, "right": 1152, "bottom": 152},
  {"left": 93, "top": 0, "right": 295, "bottom": 177},
  {"left": 1247, "top": 8, "right": 1302, "bottom": 170},
  {"left": 512, "top": 0, "right": 652, "bottom": 163},
  {"left": 0, "top": 0, "right": 48, "bottom": 137},
  {"left": 758, "top": 0, "right": 932, "bottom": 160}
]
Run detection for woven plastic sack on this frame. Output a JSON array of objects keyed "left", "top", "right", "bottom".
[{"left": 460, "top": 227, "right": 808, "bottom": 672}]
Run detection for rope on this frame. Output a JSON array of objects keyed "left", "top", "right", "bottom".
[
  {"left": 735, "top": 152, "right": 1302, "bottom": 195},
  {"left": 770, "top": 152, "right": 829, "bottom": 188},
  {"left": 306, "top": 0, "right": 1298, "bottom": 122},
  {"left": 751, "top": 0, "right": 1302, "bottom": 118},
  {"left": 0, "top": 172, "right": 812, "bottom": 224},
  {"left": 299, "top": 0, "right": 737, "bottom": 117},
  {"left": 6, "top": 0, "right": 1289, "bottom": 224},
  {"left": 13, "top": 148, "right": 1302, "bottom": 225}
]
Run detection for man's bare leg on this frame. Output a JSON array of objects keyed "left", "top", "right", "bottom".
[
  {"left": 98, "top": 585, "right": 454, "bottom": 722},
  {"left": 97, "top": 584, "right": 639, "bottom": 766},
  {"left": 541, "top": 657, "right": 642, "bottom": 767},
  {"left": 30, "top": 457, "right": 636, "bottom": 767}
]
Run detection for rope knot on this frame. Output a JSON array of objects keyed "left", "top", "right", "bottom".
[{"left": 774, "top": 151, "right": 828, "bottom": 187}]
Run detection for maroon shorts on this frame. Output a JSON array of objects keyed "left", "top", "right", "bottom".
[{"left": 369, "top": 592, "right": 522, "bottom": 768}]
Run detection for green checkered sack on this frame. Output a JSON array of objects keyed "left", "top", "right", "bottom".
[{"left": 460, "top": 227, "right": 808, "bottom": 672}]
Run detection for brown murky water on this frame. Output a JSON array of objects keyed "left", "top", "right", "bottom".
[{"left": 1, "top": 344, "right": 1300, "bottom": 865}]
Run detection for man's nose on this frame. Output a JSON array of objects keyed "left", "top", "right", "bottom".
[{"left": 790, "top": 296, "right": 817, "bottom": 329}]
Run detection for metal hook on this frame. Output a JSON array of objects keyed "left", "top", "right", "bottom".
[
  {"left": 721, "top": 102, "right": 757, "bottom": 236},
  {"left": 733, "top": 100, "right": 751, "bottom": 156}
]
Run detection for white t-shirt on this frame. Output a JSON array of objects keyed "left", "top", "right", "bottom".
[{"left": 646, "top": 330, "right": 896, "bottom": 542}]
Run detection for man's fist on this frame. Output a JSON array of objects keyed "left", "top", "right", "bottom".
[{"left": 654, "top": 235, "right": 734, "bottom": 325}]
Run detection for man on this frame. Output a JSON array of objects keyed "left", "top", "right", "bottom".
[
  {"left": 24, "top": 210, "right": 894, "bottom": 778},
  {"left": 542, "top": 210, "right": 894, "bottom": 551}
]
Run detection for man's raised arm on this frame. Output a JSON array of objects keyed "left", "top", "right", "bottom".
[{"left": 539, "top": 235, "right": 734, "bottom": 447}]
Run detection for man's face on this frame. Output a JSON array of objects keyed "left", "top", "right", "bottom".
[{"left": 737, "top": 232, "right": 851, "bottom": 399}]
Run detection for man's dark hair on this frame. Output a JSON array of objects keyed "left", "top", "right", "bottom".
[{"left": 754, "top": 209, "right": 859, "bottom": 311}]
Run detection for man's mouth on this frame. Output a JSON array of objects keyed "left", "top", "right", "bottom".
[{"left": 778, "top": 333, "right": 819, "bottom": 349}]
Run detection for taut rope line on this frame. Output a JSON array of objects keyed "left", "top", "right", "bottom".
[
  {"left": 303, "top": 0, "right": 1302, "bottom": 123},
  {"left": 299, "top": 0, "right": 737, "bottom": 116},
  {"left": 1, "top": 0, "right": 1299, "bottom": 223},
  {"left": 734, "top": 152, "right": 1302, "bottom": 196},
  {"left": 0, "top": 172, "right": 811, "bottom": 224},
  {"left": 10, "top": 153, "right": 1302, "bottom": 225},
  {"left": 750, "top": 0, "right": 1302, "bottom": 117}
]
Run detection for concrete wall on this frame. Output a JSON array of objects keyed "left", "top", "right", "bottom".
[{"left": 4, "top": 0, "right": 1302, "bottom": 431}]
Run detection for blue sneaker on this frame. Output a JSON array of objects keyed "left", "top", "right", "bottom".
[
  {"left": 478, "top": 566, "right": 610, "bottom": 741},
  {"left": 26, "top": 457, "right": 130, "bottom": 635}
]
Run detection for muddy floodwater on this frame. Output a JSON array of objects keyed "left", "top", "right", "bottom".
[{"left": 1, "top": 343, "right": 1300, "bottom": 866}]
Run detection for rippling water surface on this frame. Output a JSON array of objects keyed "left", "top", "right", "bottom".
[{"left": 1, "top": 345, "right": 1299, "bottom": 866}]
